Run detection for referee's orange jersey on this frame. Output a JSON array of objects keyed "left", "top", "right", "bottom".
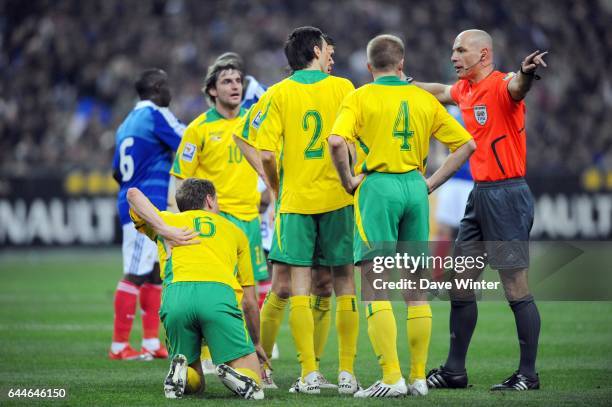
[{"left": 450, "top": 71, "right": 526, "bottom": 182}]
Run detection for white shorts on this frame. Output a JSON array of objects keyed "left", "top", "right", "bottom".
[
  {"left": 122, "top": 223, "right": 158, "bottom": 276},
  {"left": 435, "top": 178, "right": 474, "bottom": 228},
  {"left": 260, "top": 203, "right": 274, "bottom": 252}
]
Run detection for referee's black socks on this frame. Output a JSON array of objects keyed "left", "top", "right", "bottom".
[
  {"left": 445, "top": 299, "right": 478, "bottom": 373},
  {"left": 509, "top": 294, "right": 541, "bottom": 380}
]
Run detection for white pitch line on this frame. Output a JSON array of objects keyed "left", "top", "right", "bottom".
[{"left": 0, "top": 323, "right": 112, "bottom": 331}]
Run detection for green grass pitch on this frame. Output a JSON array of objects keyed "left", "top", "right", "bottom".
[{"left": 0, "top": 249, "right": 611, "bottom": 406}]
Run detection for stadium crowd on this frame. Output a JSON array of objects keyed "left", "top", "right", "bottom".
[{"left": 1, "top": 0, "right": 610, "bottom": 176}]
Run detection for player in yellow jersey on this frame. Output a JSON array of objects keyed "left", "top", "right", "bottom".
[
  {"left": 232, "top": 37, "right": 341, "bottom": 390},
  {"left": 170, "top": 55, "right": 269, "bottom": 373},
  {"left": 329, "top": 35, "right": 476, "bottom": 398},
  {"left": 248, "top": 26, "right": 360, "bottom": 395},
  {"left": 127, "top": 179, "right": 266, "bottom": 400},
  {"left": 170, "top": 55, "right": 267, "bottom": 284}
]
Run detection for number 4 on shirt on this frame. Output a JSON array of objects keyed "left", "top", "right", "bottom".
[{"left": 393, "top": 101, "right": 413, "bottom": 151}]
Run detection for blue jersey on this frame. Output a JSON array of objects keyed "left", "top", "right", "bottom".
[
  {"left": 241, "top": 75, "right": 267, "bottom": 109},
  {"left": 447, "top": 105, "right": 472, "bottom": 181},
  {"left": 113, "top": 101, "right": 185, "bottom": 225}
]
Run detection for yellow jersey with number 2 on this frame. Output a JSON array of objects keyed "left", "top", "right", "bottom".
[{"left": 257, "top": 69, "right": 355, "bottom": 214}]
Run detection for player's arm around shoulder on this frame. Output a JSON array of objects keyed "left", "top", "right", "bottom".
[
  {"left": 413, "top": 80, "right": 454, "bottom": 105},
  {"left": 126, "top": 187, "right": 199, "bottom": 247}
]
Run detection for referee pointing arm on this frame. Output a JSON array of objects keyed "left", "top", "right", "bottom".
[{"left": 415, "top": 29, "right": 548, "bottom": 392}]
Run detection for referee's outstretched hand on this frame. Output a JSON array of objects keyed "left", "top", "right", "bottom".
[{"left": 521, "top": 50, "right": 548, "bottom": 74}]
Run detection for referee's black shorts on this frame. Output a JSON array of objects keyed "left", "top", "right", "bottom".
[{"left": 455, "top": 177, "right": 535, "bottom": 270}]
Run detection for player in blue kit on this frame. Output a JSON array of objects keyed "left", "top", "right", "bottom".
[{"left": 109, "top": 68, "right": 185, "bottom": 360}]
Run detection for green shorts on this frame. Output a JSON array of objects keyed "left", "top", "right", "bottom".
[
  {"left": 268, "top": 205, "right": 354, "bottom": 267},
  {"left": 159, "top": 282, "right": 255, "bottom": 365},
  {"left": 354, "top": 171, "right": 429, "bottom": 263},
  {"left": 220, "top": 212, "right": 269, "bottom": 281}
]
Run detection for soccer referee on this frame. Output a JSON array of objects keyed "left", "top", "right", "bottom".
[{"left": 415, "top": 29, "right": 548, "bottom": 391}]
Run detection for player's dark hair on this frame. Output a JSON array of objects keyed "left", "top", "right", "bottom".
[
  {"left": 323, "top": 34, "right": 335, "bottom": 47},
  {"left": 203, "top": 55, "right": 245, "bottom": 106},
  {"left": 135, "top": 68, "right": 167, "bottom": 100},
  {"left": 176, "top": 178, "right": 216, "bottom": 212},
  {"left": 367, "top": 34, "right": 405, "bottom": 71},
  {"left": 284, "top": 26, "right": 324, "bottom": 71}
]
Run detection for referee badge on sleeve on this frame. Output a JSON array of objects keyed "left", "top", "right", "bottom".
[
  {"left": 181, "top": 142, "right": 196, "bottom": 162},
  {"left": 474, "top": 105, "right": 488, "bottom": 126}
]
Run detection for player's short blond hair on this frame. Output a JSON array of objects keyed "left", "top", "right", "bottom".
[{"left": 367, "top": 34, "right": 404, "bottom": 71}]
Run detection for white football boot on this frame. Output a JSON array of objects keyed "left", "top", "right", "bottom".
[
  {"left": 409, "top": 379, "right": 428, "bottom": 396},
  {"left": 261, "top": 364, "right": 278, "bottom": 389},
  {"left": 337, "top": 371, "right": 360, "bottom": 395},
  {"left": 201, "top": 358, "right": 216, "bottom": 375},
  {"left": 164, "top": 354, "right": 188, "bottom": 399},
  {"left": 288, "top": 371, "right": 321, "bottom": 394},
  {"left": 354, "top": 377, "right": 408, "bottom": 398},
  {"left": 271, "top": 343, "right": 280, "bottom": 360},
  {"left": 216, "top": 364, "right": 264, "bottom": 400}
]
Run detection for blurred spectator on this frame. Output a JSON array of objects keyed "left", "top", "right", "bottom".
[{"left": 1, "top": 0, "right": 610, "bottom": 176}]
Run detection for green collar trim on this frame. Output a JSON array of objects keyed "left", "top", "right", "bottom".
[
  {"left": 202, "top": 107, "right": 246, "bottom": 124},
  {"left": 290, "top": 69, "right": 329, "bottom": 84},
  {"left": 202, "top": 108, "right": 223, "bottom": 123},
  {"left": 372, "top": 75, "right": 410, "bottom": 86}
]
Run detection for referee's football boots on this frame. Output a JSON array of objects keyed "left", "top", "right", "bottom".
[
  {"left": 426, "top": 366, "right": 469, "bottom": 389},
  {"left": 490, "top": 371, "right": 540, "bottom": 391}
]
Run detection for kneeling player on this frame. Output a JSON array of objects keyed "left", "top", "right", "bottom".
[{"left": 127, "top": 179, "right": 264, "bottom": 400}]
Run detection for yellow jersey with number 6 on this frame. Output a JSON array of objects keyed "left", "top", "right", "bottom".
[
  {"left": 332, "top": 75, "right": 472, "bottom": 175},
  {"left": 130, "top": 208, "right": 254, "bottom": 301},
  {"left": 257, "top": 70, "right": 355, "bottom": 214},
  {"left": 170, "top": 108, "right": 260, "bottom": 221}
]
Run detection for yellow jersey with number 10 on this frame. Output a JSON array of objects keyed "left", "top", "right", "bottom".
[
  {"left": 332, "top": 75, "right": 472, "bottom": 175},
  {"left": 171, "top": 108, "right": 260, "bottom": 221},
  {"left": 257, "top": 70, "right": 355, "bottom": 214}
]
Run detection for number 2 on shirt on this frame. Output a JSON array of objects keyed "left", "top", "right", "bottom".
[
  {"left": 303, "top": 110, "right": 324, "bottom": 159},
  {"left": 393, "top": 101, "right": 413, "bottom": 151}
]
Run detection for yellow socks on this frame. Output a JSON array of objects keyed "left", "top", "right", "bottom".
[
  {"left": 236, "top": 367, "right": 261, "bottom": 386},
  {"left": 289, "top": 295, "right": 317, "bottom": 378},
  {"left": 200, "top": 345, "right": 211, "bottom": 361},
  {"left": 366, "top": 301, "right": 402, "bottom": 384},
  {"left": 186, "top": 366, "right": 203, "bottom": 394},
  {"left": 311, "top": 294, "right": 332, "bottom": 370},
  {"left": 336, "top": 295, "right": 359, "bottom": 374},
  {"left": 260, "top": 291, "right": 288, "bottom": 358},
  {"left": 407, "top": 304, "right": 432, "bottom": 382}
]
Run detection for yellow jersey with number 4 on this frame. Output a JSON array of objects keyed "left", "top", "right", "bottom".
[
  {"left": 170, "top": 108, "right": 260, "bottom": 221},
  {"left": 332, "top": 75, "right": 472, "bottom": 175},
  {"left": 130, "top": 208, "right": 254, "bottom": 301},
  {"left": 257, "top": 70, "right": 355, "bottom": 214}
]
